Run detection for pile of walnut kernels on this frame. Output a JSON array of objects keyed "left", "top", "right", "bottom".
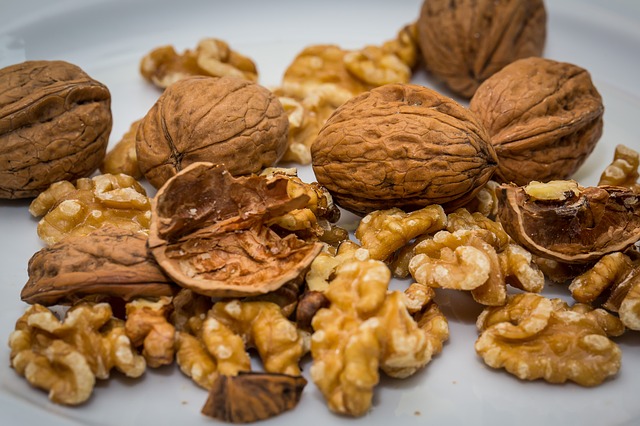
[{"left": 3, "top": 0, "right": 640, "bottom": 423}]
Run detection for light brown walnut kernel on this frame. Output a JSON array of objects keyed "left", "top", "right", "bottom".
[
  {"left": 305, "top": 240, "right": 367, "bottom": 293},
  {"left": 446, "top": 208, "right": 510, "bottom": 252},
  {"left": 598, "top": 144, "right": 640, "bottom": 192},
  {"left": 569, "top": 252, "right": 634, "bottom": 304},
  {"left": 29, "top": 174, "right": 150, "bottom": 245},
  {"left": 355, "top": 205, "right": 447, "bottom": 261},
  {"left": 101, "top": 119, "right": 143, "bottom": 179},
  {"left": 475, "top": 293, "right": 621, "bottom": 387},
  {"left": 310, "top": 259, "right": 447, "bottom": 417},
  {"left": 499, "top": 244, "right": 545, "bottom": 293},
  {"left": 140, "top": 38, "right": 257, "bottom": 89},
  {"left": 125, "top": 297, "right": 176, "bottom": 368},
  {"left": 343, "top": 45, "right": 411, "bottom": 87},
  {"left": 619, "top": 279, "right": 640, "bottom": 330},
  {"left": 404, "top": 282, "right": 437, "bottom": 315},
  {"left": 9, "top": 303, "right": 145, "bottom": 405},
  {"left": 460, "top": 180, "right": 500, "bottom": 218}
]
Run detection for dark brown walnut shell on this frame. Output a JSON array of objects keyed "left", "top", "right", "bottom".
[
  {"left": 22, "top": 225, "right": 177, "bottom": 306},
  {"left": 0, "top": 60, "right": 112, "bottom": 199},
  {"left": 148, "top": 162, "right": 322, "bottom": 297},
  {"left": 497, "top": 182, "right": 640, "bottom": 264},
  {"left": 311, "top": 83, "right": 498, "bottom": 216},
  {"left": 136, "top": 75, "right": 288, "bottom": 189},
  {"left": 417, "top": 0, "right": 547, "bottom": 99},
  {"left": 201, "top": 372, "right": 307, "bottom": 423},
  {"left": 470, "top": 57, "right": 604, "bottom": 186}
]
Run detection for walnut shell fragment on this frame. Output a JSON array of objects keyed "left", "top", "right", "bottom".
[
  {"left": 0, "top": 60, "right": 112, "bottom": 199},
  {"left": 201, "top": 372, "right": 307, "bottom": 424},
  {"left": 311, "top": 83, "right": 498, "bottom": 216},
  {"left": 136, "top": 76, "right": 288, "bottom": 189},
  {"left": 21, "top": 225, "right": 176, "bottom": 306},
  {"left": 417, "top": 0, "right": 547, "bottom": 98},
  {"left": 497, "top": 181, "right": 640, "bottom": 264},
  {"left": 470, "top": 57, "right": 604, "bottom": 185},
  {"left": 149, "top": 162, "right": 323, "bottom": 297}
]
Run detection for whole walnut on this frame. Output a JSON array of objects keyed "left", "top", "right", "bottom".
[
  {"left": 311, "top": 83, "right": 498, "bottom": 216},
  {"left": 136, "top": 76, "right": 288, "bottom": 189},
  {"left": 416, "top": 0, "right": 547, "bottom": 99},
  {"left": 469, "top": 57, "right": 604, "bottom": 185},
  {"left": 0, "top": 60, "right": 112, "bottom": 199}
]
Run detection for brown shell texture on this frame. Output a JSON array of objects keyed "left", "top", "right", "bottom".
[
  {"left": 470, "top": 57, "right": 604, "bottom": 186},
  {"left": 417, "top": 0, "right": 547, "bottom": 99},
  {"left": 201, "top": 372, "right": 307, "bottom": 423},
  {"left": 497, "top": 184, "right": 640, "bottom": 264},
  {"left": 148, "top": 162, "right": 322, "bottom": 297},
  {"left": 0, "top": 60, "right": 112, "bottom": 199},
  {"left": 22, "top": 225, "right": 176, "bottom": 306},
  {"left": 136, "top": 75, "right": 288, "bottom": 189},
  {"left": 311, "top": 83, "right": 498, "bottom": 216}
]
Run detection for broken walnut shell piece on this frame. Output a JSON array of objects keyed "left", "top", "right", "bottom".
[
  {"left": 497, "top": 181, "right": 640, "bottom": 264},
  {"left": 149, "top": 162, "right": 323, "bottom": 297},
  {"left": 201, "top": 372, "right": 307, "bottom": 424},
  {"left": 22, "top": 225, "right": 176, "bottom": 306}
]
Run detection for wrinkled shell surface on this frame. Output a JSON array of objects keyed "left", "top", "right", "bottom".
[
  {"left": 311, "top": 83, "right": 498, "bottom": 216},
  {"left": 417, "top": 0, "right": 546, "bottom": 98},
  {"left": 149, "top": 162, "right": 322, "bottom": 297},
  {"left": 22, "top": 226, "right": 176, "bottom": 306},
  {"left": 470, "top": 57, "right": 604, "bottom": 185},
  {"left": 136, "top": 76, "right": 288, "bottom": 189},
  {"left": 497, "top": 183, "right": 640, "bottom": 264},
  {"left": 0, "top": 60, "right": 112, "bottom": 199}
]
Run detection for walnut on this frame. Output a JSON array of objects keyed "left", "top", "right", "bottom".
[
  {"left": 21, "top": 226, "right": 176, "bottom": 306},
  {"left": 497, "top": 181, "right": 640, "bottom": 264},
  {"left": 343, "top": 45, "right": 411, "bottom": 87},
  {"left": 136, "top": 76, "right": 288, "bottom": 189},
  {"left": 310, "top": 259, "right": 448, "bottom": 416},
  {"left": 140, "top": 37, "right": 257, "bottom": 89},
  {"left": 460, "top": 180, "right": 500, "bottom": 218},
  {"left": 569, "top": 252, "right": 634, "bottom": 304},
  {"left": 354, "top": 205, "right": 447, "bottom": 261},
  {"left": 124, "top": 297, "right": 175, "bottom": 368},
  {"left": 305, "top": 240, "right": 368, "bottom": 292},
  {"left": 295, "top": 290, "right": 330, "bottom": 331},
  {"left": 9, "top": 303, "right": 145, "bottom": 405},
  {"left": 311, "top": 83, "right": 498, "bottom": 216},
  {"left": 475, "top": 293, "right": 622, "bottom": 387},
  {"left": 149, "top": 162, "right": 322, "bottom": 297},
  {"left": 29, "top": 173, "right": 151, "bottom": 245},
  {"left": 201, "top": 372, "right": 307, "bottom": 423},
  {"left": 603, "top": 265, "right": 640, "bottom": 330},
  {"left": 599, "top": 144, "right": 640, "bottom": 192},
  {"left": 416, "top": 0, "right": 546, "bottom": 98},
  {"left": 101, "top": 119, "right": 143, "bottom": 179},
  {"left": 0, "top": 60, "right": 111, "bottom": 199},
  {"left": 470, "top": 57, "right": 604, "bottom": 185},
  {"left": 446, "top": 208, "right": 510, "bottom": 252}
]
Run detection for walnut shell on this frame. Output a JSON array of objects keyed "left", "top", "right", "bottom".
[
  {"left": 416, "top": 0, "right": 546, "bottom": 98},
  {"left": 0, "top": 60, "right": 112, "bottom": 199},
  {"left": 136, "top": 76, "right": 288, "bottom": 189},
  {"left": 311, "top": 83, "right": 498, "bottom": 216},
  {"left": 470, "top": 57, "right": 604, "bottom": 185}
]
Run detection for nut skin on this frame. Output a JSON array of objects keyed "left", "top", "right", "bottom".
[
  {"left": 0, "top": 60, "right": 112, "bottom": 199},
  {"left": 136, "top": 75, "right": 288, "bottom": 189},
  {"left": 470, "top": 57, "right": 604, "bottom": 185},
  {"left": 311, "top": 83, "right": 498, "bottom": 216},
  {"left": 417, "top": 0, "right": 547, "bottom": 99}
]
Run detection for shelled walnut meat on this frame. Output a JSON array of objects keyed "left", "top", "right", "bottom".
[
  {"left": 0, "top": 60, "right": 112, "bottom": 199},
  {"left": 312, "top": 83, "right": 498, "bottom": 216},
  {"left": 470, "top": 57, "right": 604, "bottom": 185},
  {"left": 136, "top": 75, "right": 288, "bottom": 189},
  {"left": 416, "top": 0, "right": 547, "bottom": 98},
  {"left": 148, "top": 162, "right": 322, "bottom": 297}
]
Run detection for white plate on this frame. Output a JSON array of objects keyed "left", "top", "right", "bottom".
[{"left": 1, "top": 1, "right": 640, "bottom": 425}]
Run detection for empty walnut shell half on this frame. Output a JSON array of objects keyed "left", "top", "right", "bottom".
[
  {"left": 470, "top": 57, "right": 604, "bottom": 185},
  {"left": 497, "top": 181, "right": 640, "bottom": 264},
  {"left": 136, "top": 75, "right": 288, "bottom": 189},
  {"left": 22, "top": 225, "right": 177, "bottom": 306},
  {"left": 0, "top": 60, "right": 112, "bottom": 199},
  {"left": 148, "top": 162, "right": 322, "bottom": 297},
  {"left": 311, "top": 83, "right": 498, "bottom": 216},
  {"left": 417, "top": 0, "right": 547, "bottom": 98},
  {"left": 201, "top": 372, "right": 307, "bottom": 423}
]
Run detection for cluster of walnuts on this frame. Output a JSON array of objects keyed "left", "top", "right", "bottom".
[{"left": 2, "top": 0, "right": 640, "bottom": 423}]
